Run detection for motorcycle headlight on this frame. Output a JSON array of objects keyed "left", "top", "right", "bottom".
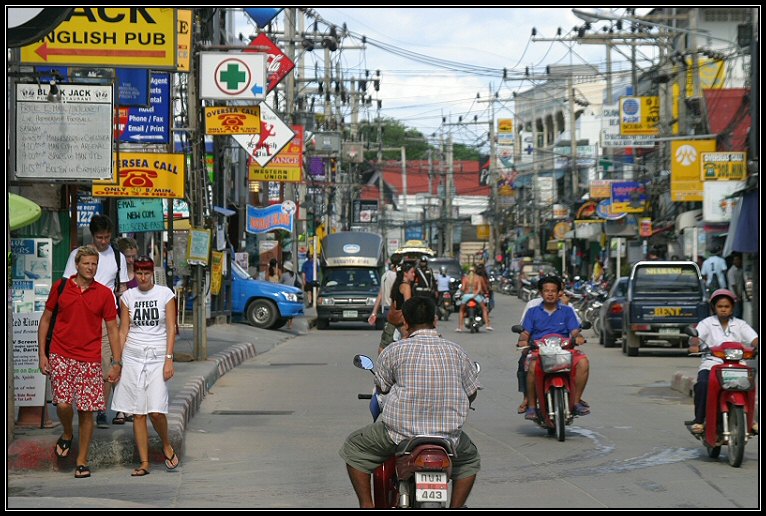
[{"left": 542, "top": 336, "right": 563, "bottom": 347}]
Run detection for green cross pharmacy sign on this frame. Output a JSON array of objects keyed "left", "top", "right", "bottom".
[{"left": 200, "top": 52, "right": 267, "bottom": 101}]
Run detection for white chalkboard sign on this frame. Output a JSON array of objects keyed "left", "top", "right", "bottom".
[{"left": 14, "top": 83, "right": 113, "bottom": 180}]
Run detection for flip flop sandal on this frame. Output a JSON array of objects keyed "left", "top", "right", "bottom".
[
  {"left": 74, "top": 465, "right": 91, "bottom": 478},
  {"left": 131, "top": 468, "right": 151, "bottom": 477},
  {"left": 55, "top": 436, "right": 73, "bottom": 458},
  {"left": 112, "top": 413, "right": 126, "bottom": 425},
  {"left": 164, "top": 451, "right": 180, "bottom": 470},
  {"left": 517, "top": 401, "right": 528, "bottom": 414}
]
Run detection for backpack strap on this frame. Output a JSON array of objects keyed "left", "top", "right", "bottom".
[
  {"left": 46, "top": 279, "right": 67, "bottom": 357},
  {"left": 111, "top": 243, "right": 121, "bottom": 294}
]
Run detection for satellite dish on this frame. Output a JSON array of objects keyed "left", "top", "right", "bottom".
[{"left": 7, "top": 8, "right": 73, "bottom": 48}]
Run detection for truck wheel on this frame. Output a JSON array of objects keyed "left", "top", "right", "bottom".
[
  {"left": 626, "top": 330, "right": 640, "bottom": 357},
  {"left": 247, "top": 299, "right": 278, "bottom": 329},
  {"left": 316, "top": 318, "right": 330, "bottom": 330}
]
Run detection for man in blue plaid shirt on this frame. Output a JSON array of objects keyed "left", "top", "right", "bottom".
[{"left": 339, "top": 296, "right": 481, "bottom": 508}]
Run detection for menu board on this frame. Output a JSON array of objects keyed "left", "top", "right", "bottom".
[{"left": 14, "top": 83, "right": 113, "bottom": 180}]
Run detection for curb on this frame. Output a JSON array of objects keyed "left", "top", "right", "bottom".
[
  {"left": 671, "top": 371, "right": 697, "bottom": 397},
  {"left": 7, "top": 342, "right": 259, "bottom": 472}
]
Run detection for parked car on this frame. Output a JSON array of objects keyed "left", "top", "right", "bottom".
[
  {"left": 597, "top": 277, "right": 628, "bottom": 348},
  {"left": 231, "top": 262, "right": 305, "bottom": 329}
]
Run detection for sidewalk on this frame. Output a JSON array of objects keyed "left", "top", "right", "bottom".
[{"left": 7, "top": 306, "right": 318, "bottom": 472}]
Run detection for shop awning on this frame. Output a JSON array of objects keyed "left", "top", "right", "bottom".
[
  {"left": 732, "top": 190, "right": 758, "bottom": 253},
  {"left": 9, "top": 193, "right": 42, "bottom": 230}
]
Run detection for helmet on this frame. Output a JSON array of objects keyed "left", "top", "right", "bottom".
[
  {"left": 440, "top": 266, "right": 447, "bottom": 274},
  {"left": 710, "top": 288, "right": 737, "bottom": 307}
]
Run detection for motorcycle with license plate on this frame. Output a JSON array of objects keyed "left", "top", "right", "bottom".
[
  {"left": 437, "top": 289, "right": 454, "bottom": 321},
  {"left": 682, "top": 326, "right": 757, "bottom": 468},
  {"left": 511, "top": 322, "right": 590, "bottom": 442},
  {"left": 353, "top": 354, "right": 480, "bottom": 508}
]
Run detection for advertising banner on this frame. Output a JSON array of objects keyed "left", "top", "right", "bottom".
[
  {"left": 619, "top": 96, "right": 660, "bottom": 136},
  {"left": 92, "top": 152, "right": 185, "bottom": 198},
  {"left": 246, "top": 202, "right": 295, "bottom": 234},
  {"left": 671, "top": 139, "right": 716, "bottom": 202},
  {"left": 13, "top": 312, "right": 48, "bottom": 407}
]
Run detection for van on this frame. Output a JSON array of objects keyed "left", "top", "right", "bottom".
[{"left": 316, "top": 231, "right": 385, "bottom": 329}]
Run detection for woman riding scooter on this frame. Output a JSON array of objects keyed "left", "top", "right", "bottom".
[{"left": 688, "top": 289, "right": 759, "bottom": 435}]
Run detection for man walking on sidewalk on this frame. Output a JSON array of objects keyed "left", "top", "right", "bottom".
[{"left": 38, "top": 245, "right": 122, "bottom": 478}]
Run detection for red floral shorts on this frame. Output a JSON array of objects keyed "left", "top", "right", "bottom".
[{"left": 49, "top": 353, "right": 105, "bottom": 412}]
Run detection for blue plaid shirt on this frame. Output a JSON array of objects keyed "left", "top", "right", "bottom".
[{"left": 376, "top": 329, "right": 481, "bottom": 446}]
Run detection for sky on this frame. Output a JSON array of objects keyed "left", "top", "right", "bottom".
[{"left": 237, "top": 7, "right": 656, "bottom": 151}]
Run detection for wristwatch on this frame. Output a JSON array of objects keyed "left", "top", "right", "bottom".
[
  {"left": 165, "top": 354, "right": 173, "bottom": 359},
  {"left": 111, "top": 359, "right": 123, "bottom": 367}
]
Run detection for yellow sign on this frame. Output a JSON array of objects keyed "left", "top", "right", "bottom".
[
  {"left": 476, "top": 224, "right": 490, "bottom": 241},
  {"left": 92, "top": 152, "right": 185, "bottom": 198},
  {"left": 620, "top": 96, "right": 660, "bottom": 136},
  {"left": 248, "top": 126, "right": 304, "bottom": 183},
  {"left": 671, "top": 140, "right": 716, "bottom": 202},
  {"left": 497, "top": 118, "right": 513, "bottom": 133},
  {"left": 688, "top": 57, "right": 726, "bottom": 95},
  {"left": 589, "top": 180, "right": 613, "bottom": 199},
  {"left": 205, "top": 106, "right": 262, "bottom": 135},
  {"left": 211, "top": 251, "right": 224, "bottom": 295},
  {"left": 20, "top": 8, "right": 177, "bottom": 69},
  {"left": 700, "top": 152, "right": 747, "bottom": 181},
  {"left": 176, "top": 9, "right": 192, "bottom": 72}
]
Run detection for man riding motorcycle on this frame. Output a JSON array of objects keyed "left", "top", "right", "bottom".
[
  {"left": 517, "top": 275, "right": 589, "bottom": 420},
  {"left": 339, "top": 296, "right": 481, "bottom": 508},
  {"left": 688, "top": 288, "right": 759, "bottom": 435}
]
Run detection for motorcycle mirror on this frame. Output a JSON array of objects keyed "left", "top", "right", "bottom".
[
  {"left": 581, "top": 321, "right": 592, "bottom": 330},
  {"left": 682, "top": 326, "right": 698, "bottom": 338},
  {"left": 474, "top": 361, "right": 481, "bottom": 374},
  {"left": 511, "top": 324, "right": 523, "bottom": 334},
  {"left": 353, "top": 354, "right": 375, "bottom": 371}
]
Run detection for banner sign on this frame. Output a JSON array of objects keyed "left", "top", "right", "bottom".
[
  {"left": 671, "top": 139, "right": 716, "bottom": 202},
  {"left": 13, "top": 312, "right": 48, "bottom": 407},
  {"left": 246, "top": 202, "right": 295, "bottom": 234},
  {"left": 611, "top": 181, "right": 647, "bottom": 213}
]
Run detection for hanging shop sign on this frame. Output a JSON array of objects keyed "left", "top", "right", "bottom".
[
  {"left": 246, "top": 202, "right": 295, "bottom": 234},
  {"left": 232, "top": 103, "right": 295, "bottom": 167},
  {"left": 204, "top": 106, "right": 261, "bottom": 135},
  {"left": 115, "top": 72, "right": 170, "bottom": 143},
  {"left": 248, "top": 125, "right": 303, "bottom": 182},
  {"left": 20, "top": 7, "right": 176, "bottom": 69},
  {"left": 245, "top": 33, "right": 295, "bottom": 93},
  {"left": 92, "top": 152, "right": 185, "bottom": 198},
  {"left": 619, "top": 96, "right": 660, "bottom": 136},
  {"left": 199, "top": 52, "right": 266, "bottom": 101},
  {"left": 700, "top": 151, "right": 746, "bottom": 181}
]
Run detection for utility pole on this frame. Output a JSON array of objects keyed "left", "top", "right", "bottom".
[
  {"left": 445, "top": 132, "right": 454, "bottom": 257},
  {"left": 377, "top": 114, "right": 384, "bottom": 238},
  {"left": 284, "top": 8, "right": 299, "bottom": 276},
  {"left": 487, "top": 88, "right": 498, "bottom": 262},
  {"left": 569, "top": 76, "right": 578, "bottom": 201}
]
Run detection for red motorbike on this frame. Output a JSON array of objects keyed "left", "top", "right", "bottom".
[
  {"left": 354, "top": 354, "right": 472, "bottom": 508},
  {"left": 683, "top": 327, "right": 757, "bottom": 467},
  {"left": 512, "top": 324, "right": 589, "bottom": 441}
]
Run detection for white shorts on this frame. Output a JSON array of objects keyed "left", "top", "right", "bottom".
[{"left": 111, "top": 344, "right": 169, "bottom": 415}]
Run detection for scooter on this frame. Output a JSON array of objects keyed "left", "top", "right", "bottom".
[
  {"left": 463, "top": 296, "right": 485, "bottom": 333},
  {"left": 436, "top": 290, "right": 453, "bottom": 321},
  {"left": 682, "top": 326, "right": 757, "bottom": 468},
  {"left": 511, "top": 323, "right": 590, "bottom": 441},
  {"left": 354, "top": 354, "right": 461, "bottom": 508}
]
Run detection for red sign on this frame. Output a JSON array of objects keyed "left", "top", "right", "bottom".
[{"left": 245, "top": 33, "right": 295, "bottom": 93}]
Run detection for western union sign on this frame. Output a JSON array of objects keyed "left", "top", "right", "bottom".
[{"left": 20, "top": 8, "right": 177, "bottom": 69}]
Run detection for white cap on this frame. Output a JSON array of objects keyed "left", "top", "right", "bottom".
[{"left": 283, "top": 261, "right": 293, "bottom": 272}]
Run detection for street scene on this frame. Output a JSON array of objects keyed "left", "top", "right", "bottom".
[{"left": 7, "top": 7, "right": 759, "bottom": 510}]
